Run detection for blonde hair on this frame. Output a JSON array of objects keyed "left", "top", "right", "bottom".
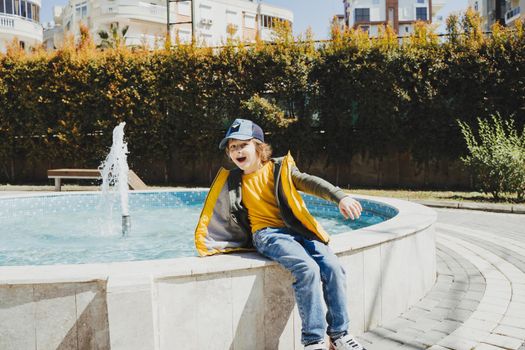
[
  {"left": 225, "top": 139, "right": 273, "bottom": 164},
  {"left": 253, "top": 139, "right": 273, "bottom": 164}
]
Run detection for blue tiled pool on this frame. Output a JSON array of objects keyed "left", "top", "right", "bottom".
[{"left": 0, "top": 190, "right": 398, "bottom": 266}]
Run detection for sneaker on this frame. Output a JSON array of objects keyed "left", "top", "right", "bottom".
[
  {"left": 330, "top": 334, "right": 366, "bottom": 350},
  {"left": 304, "top": 339, "right": 328, "bottom": 350}
]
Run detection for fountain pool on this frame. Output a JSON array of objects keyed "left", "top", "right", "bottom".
[
  {"left": 0, "top": 190, "right": 436, "bottom": 350},
  {"left": 0, "top": 190, "right": 397, "bottom": 266}
]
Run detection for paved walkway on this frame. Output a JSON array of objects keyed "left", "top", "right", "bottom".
[{"left": 358, "top": 208, "right": 525, "bottom": 350}]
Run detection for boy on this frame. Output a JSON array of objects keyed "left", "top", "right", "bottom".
[{"left": 195, "top": 119, "right": 366, "bottom": 350}]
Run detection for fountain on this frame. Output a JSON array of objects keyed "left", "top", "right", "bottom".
[
  {"left": 98, "top": 122, "right": 131, "bottom": 236},
  {"left": 0, "top": 126, "right": 437, "bottom": 349}
]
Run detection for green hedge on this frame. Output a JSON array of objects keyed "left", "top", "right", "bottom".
[{"left": 0, "top": 12, "right": 524, "bottom": 185}]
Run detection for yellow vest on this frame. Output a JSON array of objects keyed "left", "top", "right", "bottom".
[{"left": 194, "top": 152, "right": 330, "bottom": 257}]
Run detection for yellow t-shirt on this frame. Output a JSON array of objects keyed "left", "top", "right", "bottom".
[{"left": 242, "top": 161, "right": 285, "bottom": 233}]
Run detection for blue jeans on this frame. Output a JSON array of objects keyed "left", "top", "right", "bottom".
[{"left": 253, "top": 227, "right": 350, "bottom": 345}]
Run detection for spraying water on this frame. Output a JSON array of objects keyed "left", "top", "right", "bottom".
[{"left": 99, "top": 122, "right": 130, "bottom": 236}]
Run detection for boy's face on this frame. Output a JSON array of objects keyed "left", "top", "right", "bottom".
[{"left": 227, "top": 139, "right": 261, "bottom": 174}]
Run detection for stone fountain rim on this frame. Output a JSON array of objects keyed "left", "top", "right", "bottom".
[{"left": 0, "top": 189, "right": 436, "bottom": 285}]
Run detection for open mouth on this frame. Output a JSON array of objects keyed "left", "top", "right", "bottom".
[{"left": 236, "top": 157, "right": 247, "bottom": 163}]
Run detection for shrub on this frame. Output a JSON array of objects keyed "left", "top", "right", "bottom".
[{"left": 458, "top": 114, "right": 525, "bottom": 200}]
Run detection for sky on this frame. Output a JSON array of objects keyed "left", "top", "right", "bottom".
[{"left": 41, "top": 0, "right": 469, "bottom": 39}]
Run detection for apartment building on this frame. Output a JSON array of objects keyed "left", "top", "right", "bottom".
[
  {"left": 470, "top": 0, "right": 523, "bottom": 30},
  {"left": 342, "top": 0, "right": 438, "bottom": 36},
  {"left": 0, "top": 0, "right": 43, "bottom": 52},
  {"left": 44, "top": 0, "right": 293, "bottom": 50}
]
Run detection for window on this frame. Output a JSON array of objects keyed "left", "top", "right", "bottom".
[
  {"left": 244, "top": 13, "right": 256, "bottom": 29},
  {"left": 474, "top": 1, "right": 478, "bottom": 11},
  {"left": 0, "top": 0, "right": 5, "bottom": 13},
  {"left": 14, "top": 0, "right": 19, "bottom": 15},
  {"left": 21, "top": 0, "right": 26, "bottom": 17},
  {"left": 32, "top": 3, "right": 39, "bottom": 21},
  {"left": 260, "top": 14, "right": 286, "bottom": 29},
  {"left": 359, "top": 25, "right": 369, "bottom": 32},
  {"left": 75, "top": 1, "right": 87, "bottom": 18},
  {"left": 416, "top": 7, "right": 427, "bottom": 21},
  {"left": 6, "top": 0, "right": 13, "bottom": 14},
  {"left": 417, "top": 0, "right": 424, "bottom": 3},
  {"left": 354, "top": 8, "right": 370, "bottom": 22}
]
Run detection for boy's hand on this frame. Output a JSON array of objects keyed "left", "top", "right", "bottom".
[{"left": 338, "top": 196, "right": 362, "bottom": 220}]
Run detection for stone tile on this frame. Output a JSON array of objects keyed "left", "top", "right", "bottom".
[
  {"left": 451, "top": 282, "right": 469, "bottom": 292},
  {"left": 34, "top": 283, "right": 78, "bottom": 350},
  {"left": 382, "top": 318, "right": 417, "bottom": 333},
  {"left": 341, "top": 251, "right": 365, "bottom": 335},
  {"left": 364, "top": 338, "right": 404, "bottom": 349},
  {"left": 75, "top": 281, "right": 110, "bottom": 350},
  {"left": 405, "top": 318, "right": 441, "bottom": 333},
  {"left": 483, "top": 296, "right": 511, "bottom": 307},
  {"left": 231, "top": 269, "right": 265, "bottom": 350},
  {"left": 456, "top": 299, "right": 480, "bottom": 312},
  {"left": 505, "top": 305, "right": 525, "bottom": 319},
  {"left": 471, "top": 310, "right": 505, "bottom": 322},
  {"left": 0, "top": 285, "right": 36, "bottom": 350},
  {"left": 431, "top": 319, "right": 462, "bottom": 334},
  {"left": 492, "top": 324, "right": 525, "bottom": 339},
  {"left": 413, "top": 330, "right": 448, "bottom": 348},
  {"left": 462, "top": 318, "right": 498, "bottom": 331},
  {"left": 500, "top": 315, "right": 525, "bottom": 329},
  {"left": 475, "top": 343, "right": 510, "bottom": 349},
  {"left": 446, "top": 308, "right": 474, "bottom": 322},
  {"left": 464, "top": 291, "right": 485, "bottom": 302},
  {"left": 263, "top": 265, "right": 296, "bottom": 350},
  {"left": 470, "top": 283, "right": 489, "bottom": 292},
  {"left": 106, "top": 278, "right": 154, "bottom": 350},
  {"left": 363, "top": 247, "right": 382, "bottom": 330},
  {"left": 395, "top": 344, "right": 427, "bottom": 350},
  {"left": 426, "top": 307, "right": 451, "bottom": 321},
  {"left": 483, "top": 333, "right": 524, "bottom": 349},
  {"left": 476, "top": 302, "right": 508, "bottom": 314},
  {"left": 438, "top": 298, "right": 461, "bottom": 309},
  {"left": 403, "top": 307, "right": 433, "bottom": 322},
  {"left": 414, "top": 298, "right": 440, "bottom": 311},
  {"left": 438, "top": 334, "right": 478, "bottom": 350},
  {"left": 380, "top": 240, "right": 410, "bottom": 322},
  {"left": 449, "top": 326, "right": 490, "bottom": 343}
]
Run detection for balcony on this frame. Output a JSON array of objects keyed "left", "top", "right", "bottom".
[
  {"left": 97, "top": 0, "right": 176, "bottom": 24},
  {"left": 0, "top": 14, "right": 43, "bottom": 42},
  {"left": 505, "top": 6, "right": 521, "bottom": 25}
]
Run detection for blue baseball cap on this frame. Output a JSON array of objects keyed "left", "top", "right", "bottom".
[{"left": 219, "top": 119, "right": 264, "bottom": 150}]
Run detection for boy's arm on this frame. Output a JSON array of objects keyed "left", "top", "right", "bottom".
[
  {"left": 291, "top": 167, "right": 363, "bottom": 220},
  {"left": 291, "top": 167, "right": 347, "bottom": 203}
]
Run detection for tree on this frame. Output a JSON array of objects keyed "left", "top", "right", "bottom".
[{"left": 97, "top": 23, "right": 130, "bottom": 49}]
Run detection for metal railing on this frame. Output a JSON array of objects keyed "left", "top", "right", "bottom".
[
  {"left": 0, "top": 12, "right": 41, "bottom": 25},
  {"left": 0, "top": 15, "right": 15, "bottom": 28}
]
